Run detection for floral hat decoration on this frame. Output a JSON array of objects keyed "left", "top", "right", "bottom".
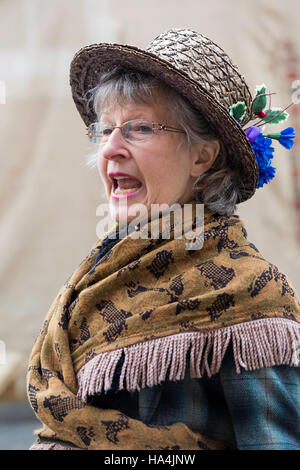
[{"left": 230, "top": 85, "right": 296, "bottom": 189}]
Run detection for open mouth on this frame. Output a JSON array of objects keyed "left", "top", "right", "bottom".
[{"left": 111, "top": 176, "right": 143, "bottom": 199}]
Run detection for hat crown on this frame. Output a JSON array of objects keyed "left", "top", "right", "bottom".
[{"left": 147, "top": 28, "right": 252, "bottom": 124}]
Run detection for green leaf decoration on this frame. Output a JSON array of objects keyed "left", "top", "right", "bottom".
[
  {"left": 252, "top": 84, "right": 267, "bottom": 113},
  {"left": 229, "top": 101, "right": 247, "bottom": 122},
  {"left": 262, "top": 108, "right": 289, "bottom": 124},
  {"left": 254, "top": 84, "right": 266, "bottom": 95}
]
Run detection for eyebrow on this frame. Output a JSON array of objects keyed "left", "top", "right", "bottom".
[{"left": 100, "top": 114, "right": 152, "bottom": 123}]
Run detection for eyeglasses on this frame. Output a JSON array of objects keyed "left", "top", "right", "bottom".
[{"left": 86, "top": 119, "right": 185, "bottom": 144}]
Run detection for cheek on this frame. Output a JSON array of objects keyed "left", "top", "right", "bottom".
[{"left": 97, "top": 152, "right": 106, "bottom": 180}]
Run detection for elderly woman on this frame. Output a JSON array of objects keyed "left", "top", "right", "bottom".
[{"left": 27, "top": 28, "right": 300, "bottom": 450}]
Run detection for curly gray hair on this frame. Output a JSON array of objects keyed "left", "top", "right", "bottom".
[{"left": 85, "top": 67, "right": 242, "bottom": 215}]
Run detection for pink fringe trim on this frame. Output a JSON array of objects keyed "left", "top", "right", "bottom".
[
  {"left": 77, "top": 318, "right": 300, "bottom": 402},
  {"left": 30, "top": 442, "right": 82, "bottom": 450}
]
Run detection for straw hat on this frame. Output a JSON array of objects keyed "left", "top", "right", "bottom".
[{"left": 69, "top": 28, "right": 258, "bottom": 203}]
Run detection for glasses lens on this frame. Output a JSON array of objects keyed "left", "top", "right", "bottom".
[
  {"left": 125, "top": 120, "right": 153, "bottom": 141},
  {"left": 100, "top": 123, "right": 114, "bottom": 142},
  {"left": 87, "top": 122, "right": 102, "bottom": 144}
]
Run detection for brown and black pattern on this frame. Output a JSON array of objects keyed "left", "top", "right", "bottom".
[
  {"left": 197, "top": 440, "right": 211, "bottom": 450},
  {"left": 101, "top": 413, "right": 130, "bottom": 444},
  {"left": 248, "top": 265, "right": 296, "bottom": 298},
  {"left": 126, "top": 280, "right": 166, "bottom": 298},
  {"left": 43, "top": 395, "right": 85, "bottom": 422},
  {"left": 79, "top": 317, "right": 90, "bottom": 343},
  {"left": 39, "top": 319, "right": 49, "bottom": 336},
  {"left": 96, "top": 300, "right": 133, "bottom": 343},
  {"left": 229, "top": 250, "right": 252, "bottom": 259},
  {"left": 146, "top": 423, "right": 170, "bottom": 430},
  {"left": 169, "top": 274, "right": 184, "bottom": 296},
  {"left": 88, "top": 235, "right": 121, "bottom": 275},
  {"left": 117, "top": 259, "right": 141, "bottom": 278},
  {"left": 69, "top": 295, "right": 79, "bottom": 315},
  {"left": 273, "top": 266, "right": 296, "bottom": 298},
  {"left": 41, "top": 368, "right": 63, "bottom": 387},
  {"left": 248, "top": 266, "right": 273, "bottom": 297},
  {"left": 84, "top": 349, "right": 97, "bottom": 365},
  {"left": 126, "top": 275, "right": 185, "bottom": 304},
  {"left": 241, "top": 226, "right": 248, "bottom": 238},
  {"left": 58, "top": 304, "right": 71, "bottom": 330},
  {"left": 158, "top": 445, "right": 181, "bottom": 450},
  {"left": 229, "top": 248, "right": 265, "bottom": 261},
  {"left": 140, "top": 308, "right": 155, "bottom": 321},
  {"left": 103, "top": 322, "right": 129, "bottom": 344},
  {"left": 196, "top": 260, "right": 235, "bottom": 290},
  {"left": 283, "top": 305, "right": 297, "bottom": 321},
  {"left": 69, "top": 338, "right": 79, "bottom": 354},
  {"left": 206, "top": 293, "right": 235, "bottom": 321},
  {"left": 146, "top": 250, "right": 174, "bottom": 279},
  {"left": 28, "top": 383, "right": 40, "bottom": 413},
  {"left": 179, "top": 320, "right": 201, "bottom": 331},
  {"left": 248, "top": 242, "right": 260, "bottom": 252},
  {"left": 251, "top": 312, "right": 267, "bottom": 320},
  {"left": 203, "top": 216, "right": 240, "bottom": 253},
  {"left": 176, "top": 298, "right": 201, "bottom": 315},
  {"left": 96, "top": 300, "right": 133, "bottom": 324},
  {"left": 76, "top": 426, "right": 96, "bottom": 446},
  {"left": 58, "top": 289, "right": 79, "bottom": 330},
  {"left": 54, "top": 342, "right": 61, "bottom": 360},
  {"left": 143, "top": 234, "right": 167, "bottom": 254},
  {"left": 28, "top": 365, "right": 42, "bottom": 375},
  {"left": 69, "top": 317, "right": 90, "bottom": 352}
]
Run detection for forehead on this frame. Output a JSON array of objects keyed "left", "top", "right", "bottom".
[{"left": 99, "top": 98, "right": 168, "bottom": 123}]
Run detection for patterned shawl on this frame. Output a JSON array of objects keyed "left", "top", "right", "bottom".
[{"left": 27, "top": 200, "right": 300, "bottom": 450}]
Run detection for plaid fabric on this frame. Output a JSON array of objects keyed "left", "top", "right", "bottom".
[{"left": 89, "top": 344, "right": 300, "bottom": 450}]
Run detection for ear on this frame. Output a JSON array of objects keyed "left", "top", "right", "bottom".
[{"left": 190, "top": 140, "right": 220, "bottom": 177}]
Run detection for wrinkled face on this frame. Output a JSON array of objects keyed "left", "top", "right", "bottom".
[{"left": 97, "top": 99, "right": 197, "bottom": 224}]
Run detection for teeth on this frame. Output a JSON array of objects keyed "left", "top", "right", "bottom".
[
  {"left": 113, "top": 176, "right": 139, "bottom": 181},
  {"left": 114, "top": 187, "right": 140, "bottom": 194}
]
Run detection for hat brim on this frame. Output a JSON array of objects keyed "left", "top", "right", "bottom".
[{"left": 69, "top": 43, "right": 258, "bottom": 203}]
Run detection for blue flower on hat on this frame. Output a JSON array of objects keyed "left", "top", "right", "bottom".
[
  {"left": 256, "top": 161, "right": 276, "bottom": 189},
  {"left": 245, "top": 125, "right": 262, "bottom": 144},
  {"left": 266, "top": 127, "right": 296, "bottom": 150},
  {"left": 279, "top": 127, "right": 295, "bottom": 149},
  {"left": 251, "top": 133, "right": 276, "bottom": 189},
  {"left": 230, "top": 83, "right": 296, "bottom": 191}
]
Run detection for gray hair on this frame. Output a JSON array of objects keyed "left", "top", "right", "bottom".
[{"left": 85, "top": 67, "right": 242, "bottom": 215}]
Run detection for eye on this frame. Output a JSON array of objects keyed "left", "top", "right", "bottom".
[
  {"left": 138, "top": 124, "right": 152, "bottom": 134},
  {"left": 130, "top": 121, "right": 152, "bottom": 133},
  {"left": 101, "top": 126, "right": 113, "bottom": 136}
]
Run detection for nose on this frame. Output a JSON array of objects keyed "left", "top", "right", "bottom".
[{"left": 100, "top": 128, "right": 131, "bottom": 162}]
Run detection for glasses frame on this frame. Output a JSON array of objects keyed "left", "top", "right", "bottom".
[{"left": 86, "top": 119, "right": 185, "bottom": 144}]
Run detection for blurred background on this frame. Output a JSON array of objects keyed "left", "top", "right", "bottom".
[{"left": 0, "top": 0, "right": 299, "bottom": 449}]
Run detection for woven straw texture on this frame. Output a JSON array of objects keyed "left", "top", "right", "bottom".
[
  {"left": 69, "top": 28, "right": 259, "bottom": 202},
  {"left": 147, "top": 29, "right": 253, "bottom": 123}
]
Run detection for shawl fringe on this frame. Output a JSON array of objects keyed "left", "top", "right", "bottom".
[
  {"left": 77, "top": 318, "right": 300, "bottom": 402},
  {"left": 30, "top": 442, "right": 81, "bottom": 450}
]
